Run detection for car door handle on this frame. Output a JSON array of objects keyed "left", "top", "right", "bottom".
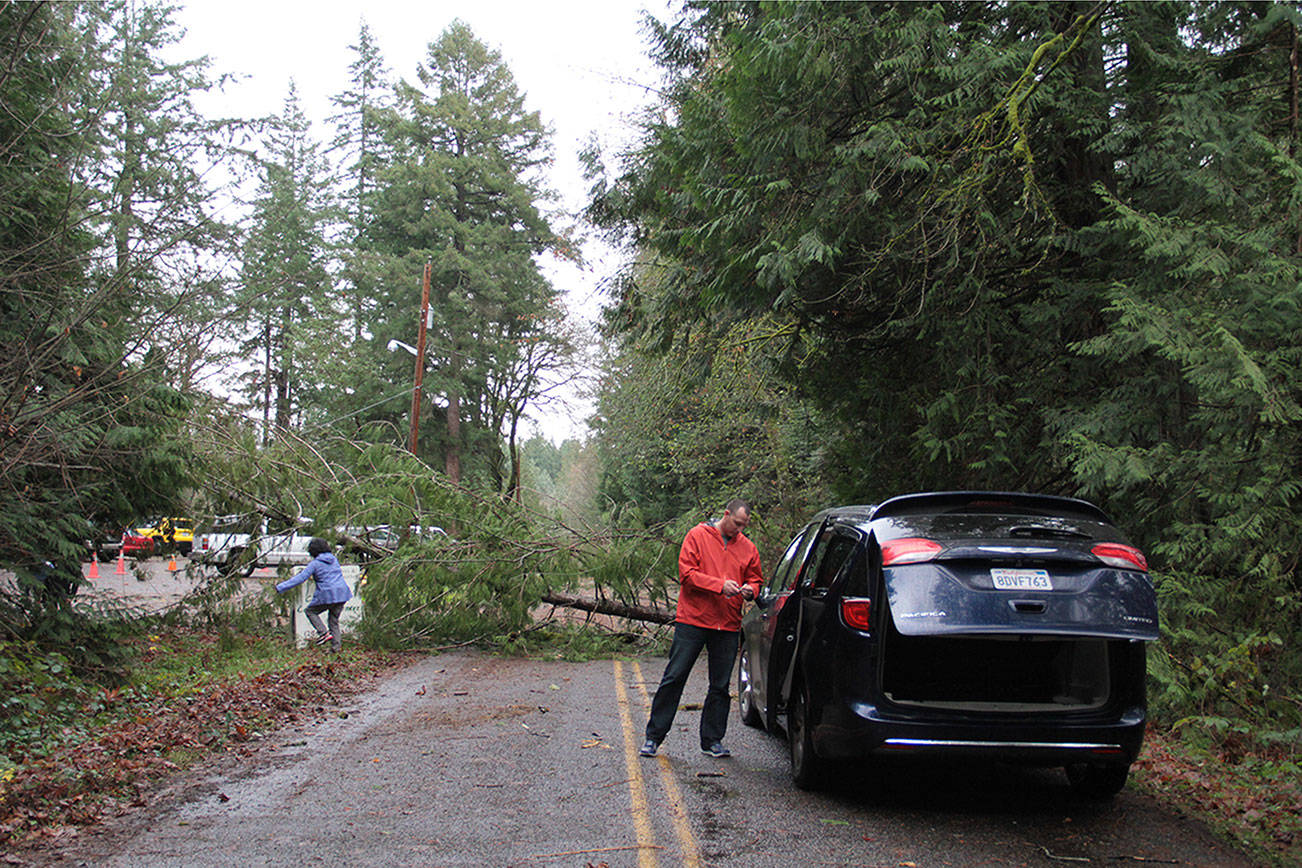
[{"left": 1009, "top": 599, "right": 1046, "bottom": 614}]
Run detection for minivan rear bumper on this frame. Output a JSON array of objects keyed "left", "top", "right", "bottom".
[{"left": 812, "top": 702, "right": 1147, "bottom": 765}]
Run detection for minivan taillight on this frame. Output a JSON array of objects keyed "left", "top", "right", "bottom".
[
  {"left": 1091, "top": 542, "right": 1148, "bottom": 571},
  {"left": 840, "top": 598, "right": 872, "bottom": 631},
  {"left": 881, "top": 538, "right": 942, "bottom": 566}
]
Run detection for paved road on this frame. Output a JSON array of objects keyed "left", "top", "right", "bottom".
[{"left": 60, "top": 651, "right": 1255, "bottom": 868}]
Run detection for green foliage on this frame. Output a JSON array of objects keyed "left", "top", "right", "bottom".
[
  {"left": 0, "top": 1, "right": 194, "bottom": 577},
  {"left": 236, "top": 84, "right": 335, "bottom": 432},
  {"left": 191, "top": 421, "right": 679, "bottom": 649},
  {"left": 337, "top": 445, "right": 681, "bottom": 649},
  {"left": 0, "top": 643, "right": 93, "bottom": 760},
  {"left": 0, "top": 603, "right": 140, "bottom": 762},
  {"left": 499, "top": 622, "right": 669, "bottom": 661},
  {"left": 595, "top": 292, "right": 834, "bottom": 546},
  {"left": 590, "top": 0, "right": 1302, "bottom": 740}
]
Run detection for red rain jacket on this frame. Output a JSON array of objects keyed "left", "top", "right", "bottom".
[{"left": 674, "top": 521, "right": 764, "bottom": 631}]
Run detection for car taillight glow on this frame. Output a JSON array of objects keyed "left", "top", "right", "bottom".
[
  {"left": 840, "top": 598, "right": 872, "bottom": 631},
  {"left": 1091, "top": 543, "right": 1148, "bottom": 571},
  {"left": 881, "top": 538, "right": 943, "bottom": 566}
]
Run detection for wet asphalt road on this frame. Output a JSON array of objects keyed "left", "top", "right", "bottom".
[{"left": 60, "top": 650, "right": 1256, "bottom": 868}]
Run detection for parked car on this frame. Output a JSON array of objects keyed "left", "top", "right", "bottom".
[
  {"left": 338, "top": 524, "right": 450, "bottom": 561},
  {"left": 255, "top": 523, "right": 316, "bottom": 568},
  {"left": 120, "top": 529, "right": 155, "bottom": 558},
  {"left": 91, "top": 526, "right": 123, "bottom": 559},
  {"left": 737, "top": 491, "right": 1158, "bottom": 798}
]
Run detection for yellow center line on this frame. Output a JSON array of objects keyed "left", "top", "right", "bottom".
[
  {"left": 613, "top": 659, "right": 659, "bottom": 868},
  {"left": 631, "top": 660, "right": 702, "bottom": 868}
]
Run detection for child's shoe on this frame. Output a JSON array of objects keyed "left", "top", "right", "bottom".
[{"left": 314, "top": 632, "right": 333, "bottom": 646}]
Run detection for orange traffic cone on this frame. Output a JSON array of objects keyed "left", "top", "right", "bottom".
[
  {"left": 115, "top": 551, "right": 127, "bottom": 575},
  {"left": 88, "top": 552, "right": 100, "bottom": 580},
  {"left": 167, "top": 555, "right": 178, "bottom": 572}
]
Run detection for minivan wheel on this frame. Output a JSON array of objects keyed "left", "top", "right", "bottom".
[
  {"left": 1065, "top": 762, "right": 1129, "bottom": 799},
  {"left": 738, "top": 648, "right": 764, "bottom": 729},
  {"left": 788, "top": 686, "right": 826, "bottom": 790}
]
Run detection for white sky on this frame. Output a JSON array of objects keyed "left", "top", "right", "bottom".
[{"left": 173, "top": 0, "right": 677, "bottom": 442}]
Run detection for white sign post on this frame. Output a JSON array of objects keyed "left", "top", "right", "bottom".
[{"left": 290, "top": 564, "right": 364, "bottom": 647}]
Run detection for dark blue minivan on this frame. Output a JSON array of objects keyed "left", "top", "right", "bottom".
[{"left": 737, "top": 492, "right": 1158, "bottom": 797}]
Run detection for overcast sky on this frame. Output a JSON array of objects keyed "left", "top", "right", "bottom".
[{"left": 173, "top": 0, "right": 677, "bottom": 442}]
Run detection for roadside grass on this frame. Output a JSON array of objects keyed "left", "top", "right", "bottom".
[{"left": 1132, "top": 729, "right": 1302, "bottom": 867}]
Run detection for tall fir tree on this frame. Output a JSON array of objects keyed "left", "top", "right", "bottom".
[
  {"left": 0, "top": 0, "right": 190, "bottom": 577},
  {"left": 79, "top": 0, "right": 246, "bottom": 392},
  {"left": 238, "top": 84, "right": 335, "bottom": 438},
  {"left": 363, "top": 20, "right": 568, "bottom": 490},
  {"left": 329, "top": 20, "right": 392, "bottom": 344}
]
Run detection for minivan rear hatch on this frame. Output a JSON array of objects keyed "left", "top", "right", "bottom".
[{"left": 874, "top": 494, "right": 1158, "bottom": 641}]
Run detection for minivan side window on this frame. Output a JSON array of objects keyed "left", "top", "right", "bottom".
[
  {"left": 785, "top": 528, "right": 820, "bottom": 591},
  {"left": 765, "top": 529, "right": 808, "bottom": 597},
  {"left": 840, "top": 543, "right": 870, "bottom": 597},
  {"left": 800, "top": 527, "right": 836, "bottom": 591},
  {"left": 811, "top": 534, "right": 856, "bottom": 594}
]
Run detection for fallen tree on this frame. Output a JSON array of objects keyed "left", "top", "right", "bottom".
[{"left": 540, "top": 592, "right": 673, "bottom": 625}]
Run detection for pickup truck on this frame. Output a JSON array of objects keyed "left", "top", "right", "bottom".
[
  {"left": 193, "top": 516, "right": 316, "bottom": 573},
  {"left": 192, "top": 516, "right": 256, "bottom": 574}
]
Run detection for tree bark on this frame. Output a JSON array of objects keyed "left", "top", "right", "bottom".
[{"left": 539, "top": 592, "right": 673, "bottom": 625}]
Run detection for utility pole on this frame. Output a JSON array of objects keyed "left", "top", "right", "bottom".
[{"left": 408, "top": 262, "right": 432, "bottom": 454}]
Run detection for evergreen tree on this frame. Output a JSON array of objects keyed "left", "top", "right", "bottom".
[
  {"left": 0, "top": 1, "right": 189, "bottom": 579},
  {"left": 79, "top": 0, "right": 246, "bottom": 391},
  {"left": 329, "top": 20, "right": 392, "bottom": 344},
  {"left": 237, "top": 85, "right": 335, "bottom": 437},
  {"left": 362, "top": 21, "right": 569, "bottom": 490}
]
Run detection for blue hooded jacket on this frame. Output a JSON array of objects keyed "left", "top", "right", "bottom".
[{"left": 276, "top": 552, "right": 352, "bottom": 606}]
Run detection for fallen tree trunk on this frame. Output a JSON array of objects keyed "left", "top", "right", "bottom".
[{"left": 540, "top": 592, "right": 673, "bottom": 625}]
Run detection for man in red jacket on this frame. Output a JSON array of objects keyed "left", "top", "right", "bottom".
[{"left": 641, "top": 499, "right": 763, "bottom": 758}]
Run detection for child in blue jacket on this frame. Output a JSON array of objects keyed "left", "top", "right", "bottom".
[{"left": 275, "top": 538, "right": 351, "bottom": 651}]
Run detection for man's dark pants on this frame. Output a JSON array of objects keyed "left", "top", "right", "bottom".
[{"left": 645, "top": 621, "right": 740, "bottom": 748}]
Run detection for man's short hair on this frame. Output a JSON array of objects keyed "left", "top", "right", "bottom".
[{"left": 725, "top": 498, "right": 750, "bottom": 515}]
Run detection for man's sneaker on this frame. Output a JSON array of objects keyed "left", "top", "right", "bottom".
[
  {"left": 701, "top": 742, "right": 731, "bottom": 758},
  {"left": 314, "top": 632, "right": 333, "bottom": 646},
  {"left": 639, "top": 740, "right": 658, "bottom": 757}
]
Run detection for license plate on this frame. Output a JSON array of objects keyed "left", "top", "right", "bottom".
[{"left": 990, "top": 568, "right": 1053, "bottom": 591}]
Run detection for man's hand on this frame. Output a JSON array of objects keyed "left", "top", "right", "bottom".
[
  {"left": 740, "top": 584, "right": 755, "bottom": 600},
  {"left": 722, "top": 579, "right": 741, "bottom": 597}
]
